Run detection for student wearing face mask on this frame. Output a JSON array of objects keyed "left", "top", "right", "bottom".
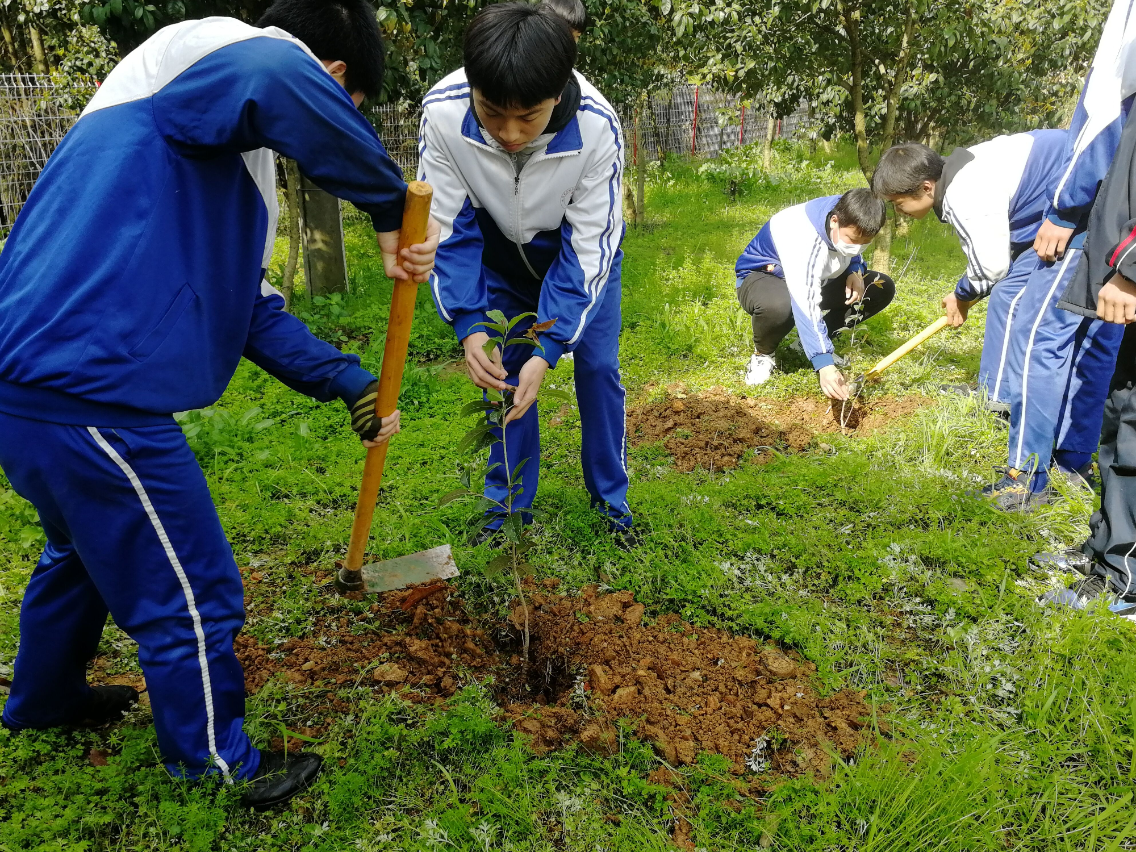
[{"left": 734, "top": 188, "right": 891, "bottom": 399}]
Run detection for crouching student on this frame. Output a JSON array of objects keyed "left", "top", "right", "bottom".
[
  {"left": 419, "top": 3, "right": 638, "bottom": 547},
  {"left": 0, "top": 0, "right": 438, "bottom": 808},
  {"left": 734, "top": 189, "right": 891, "bottom": 399},
  {"left": 872, "top": 131, "right": 1067, "bottom": 414}
]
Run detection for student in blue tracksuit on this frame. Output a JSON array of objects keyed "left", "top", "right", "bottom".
[
  {"left": 873, "top": 131, "right": 1067, "bottom": 414},
  {"left": 982, "top": 0, "right": 1136, "bottom": 510},
  {"left": 420, "top": 3, "right": 636, "bottom": 546},
  {"left": 0, "top": 0, "right": 439, "bottom": 808},
  {"left": 733, "top": 189, "right": 892, "bottom": 399}
]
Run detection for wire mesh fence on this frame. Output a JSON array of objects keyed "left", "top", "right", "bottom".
[
  {"left": 0, "top": 74, "right": 94, "bottom": 234},
  {"left": 0, "top": 75, "right": 813, "bottom": 234}
]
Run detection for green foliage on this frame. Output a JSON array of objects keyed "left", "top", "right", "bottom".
[{"left": 0, "top": 484, "right": 43, "bottom": 550}]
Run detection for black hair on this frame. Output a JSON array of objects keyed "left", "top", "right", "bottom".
[
  {"left": 257, "top": 0, "right": 386, "bottom": 100},
  {"left": 539, "top": 0, "right": 587, "bottom": 33},
  {"left": 871, "top": 142, "right": 945, "bottom": 197},
  {"left": 464, "top": 3, "right": 577, "bottom": 109},
  {"left": 832, "top": 188, "right": 887, "bottom": 238}
]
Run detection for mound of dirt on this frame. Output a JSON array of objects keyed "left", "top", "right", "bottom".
[
  {"left": 627, "top": 385, "right": 927, "bottom": 472},
  {"left": 499, "top": 586, "right": 873, "bottom": 776},
  {"left": 234, "top": 580, "right": 875, "bottom": 776}
]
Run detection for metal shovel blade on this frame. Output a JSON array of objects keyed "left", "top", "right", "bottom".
[{"left": 360, "top": 544, "right": 459, "bottom": 593}]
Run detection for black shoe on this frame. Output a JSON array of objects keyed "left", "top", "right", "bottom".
[
  {"left": 1031, "top": 548, "right": 1094, "bottom": 576},
  {"left": 611, "top": 526, "right": 644, "bottom": 551},
  {"left": 239, "top": 749, "right": 323, "bottom": 811},
  {"left": 73, "top": 685, "right": 140, "bottom": 726},
  {"left": 469, "top": 526, "right": 506, "bottom": 549},
  {"left": 2, "top": 684, "right": 139, "bottom": 733},
  {"left": 1053, "top": 462, "right": 1097, "bottom": 494},
  {"left": 980, "top": 469, "right": 1052, "bottom": 513}
]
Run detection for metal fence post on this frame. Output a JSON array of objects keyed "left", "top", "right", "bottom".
[{"left": 690, "top": 85, "right": 699, "bottom": 155}]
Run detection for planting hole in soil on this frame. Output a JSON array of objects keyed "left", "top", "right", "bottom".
[
  {"left": 627, "top": 385, "right": 929, "bottom": 471},
  {"left": 236, "top": 579, "right": 877, "bottom": 777}
]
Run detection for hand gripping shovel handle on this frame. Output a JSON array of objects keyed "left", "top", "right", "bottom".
[
  {"left": 863, "top": 316, "right": 951, "bottom": 380},
  {"left": 338, "top": 182, "right": 433, "bottom": 592}
]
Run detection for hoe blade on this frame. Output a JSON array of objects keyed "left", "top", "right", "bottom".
[{"left": 360, "top": 544, "right": 459, "bottom": 593}]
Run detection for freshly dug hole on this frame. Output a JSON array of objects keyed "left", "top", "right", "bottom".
[
  {"left": 627, "top": 386, "right": 929, "bottom": 471},
  {"left": 235, "top": 579, "right": 875, "bottom": 775}
]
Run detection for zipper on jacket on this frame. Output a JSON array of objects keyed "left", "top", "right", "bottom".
[{"left": 510, "top": 151, "right": 541, "bottom": 280}]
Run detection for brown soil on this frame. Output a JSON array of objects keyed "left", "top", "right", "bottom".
[
  {"left": 627, "top": 385, "right": 928, "bottom": 472},
  {"left": 234, "top": 580, "right": 875, "bottom": 776}
]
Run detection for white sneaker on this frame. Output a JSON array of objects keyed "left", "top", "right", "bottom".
[{"left": 744, "top": 353, "right": 775, "bottom": 386}]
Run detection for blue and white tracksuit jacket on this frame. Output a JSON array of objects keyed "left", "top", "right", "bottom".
[
  {"left": 734, "top": 195, "right": 866, "bottom": 371},
  {"left": 418, "top": 69, "right": 631, "bottom": 526},
  {"left": 934, "top": 130, "right": 1066, "bottom": 406},
  {"left": 0, "top": 18, "right": 407, "bottom": 780},
  {"left": 1005, "top": 0, "right": 1136, "bottom": 482}
]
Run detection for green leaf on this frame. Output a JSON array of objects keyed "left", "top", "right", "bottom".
[
  {"left": 471, "top": 321, "right": 506, "bottom": 335},
  {"left": 457, "top": 423, "right": 496, "bottom": 454},
  {"left": 502, "top": 513, "right": 526, "bottom": 544},
  {"left": 109, "top": 0, "right": 122, "bottom": 16},
  {"left": 511, "top": 457, "right": 530, "bottom": 479},
  {"left": 460, "top": 399, "right": 498, "bottom": 418},
  {"left": 485, "top": 309, "right": 508, "bottom": 326},
  {"left": 505, "top": 311, "right": 538, "bottom": 331},
  {"left": 436, "top": 488, "right": 470, "bottom": 507},
  {"left": 482, "top": 338, "right": 503, "bottom": 360},
  {"left": 541, "top": 388, "right": 573, "bottom": 404},
  {"left": 505, "top": 338, "right": 538, "bottom": 348}
]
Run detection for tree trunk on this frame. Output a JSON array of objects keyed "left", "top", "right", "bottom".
[
  {"left": 872, "top": 209, "right": 895, "bottom": 275},
  {"left": 634, "top": 110, "right": 645, "bottom": 223},
  {"left": 808, "top": 102, "right": 817, "bottom": 155},
  {"left": 27, "top": 25, "right": 47, "bottom": 75},
  {"left": 763, "top": 113, "right": 775, "bottom": 171},
  {"left": 879, "top": 0, "right": 915, "bottom": 155},
  {"left": 896, "top": 215, "right": 911, "bottom": 238},
  {"left": 1, "top": 12, "right": 17, "bottom": 69},
  {"left": 840, "top": 1, "right": 872, "bottom": 181},
  {"left": 281, "top": 159, "right": 302, "bottom": 311},
  {"left": 299, "top": 173, "right": 348, "bottom": 296}
]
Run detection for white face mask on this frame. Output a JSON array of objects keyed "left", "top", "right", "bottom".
[{"left": 830, "top": 222, "right": 865, "bottom": 258}]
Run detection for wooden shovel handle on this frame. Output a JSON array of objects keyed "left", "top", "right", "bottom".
[
  {"left": 864, "top": 316, "right": 951, "bottom": 379},
  {"left": 344, "top": 181, "right": 433, "bottom": 574}
]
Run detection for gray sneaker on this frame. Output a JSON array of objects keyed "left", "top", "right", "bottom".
[{"left": 1030, "top": 548, "right": 1094, "bottom": 576}]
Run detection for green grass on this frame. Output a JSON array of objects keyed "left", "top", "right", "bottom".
[{"left": 2, "top": 141, "right": 1135, "bottom": 851}]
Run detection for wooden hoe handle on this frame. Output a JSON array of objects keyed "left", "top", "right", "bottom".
[
  {"left": 864, "top": 316, "right": 951, "bottom": 379},
  {"left": 339, "top": 181, "right": 433, "bottom": 590}
]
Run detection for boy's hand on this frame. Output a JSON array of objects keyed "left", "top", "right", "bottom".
[
  {"left": 349, "top": 382, "right": 402, "bottom": 446},
  {"left": 818, "top": 365, "right": 851, "bottom": 400},
  {"left": 462, "top": 331, "right": 509, "bottom": 391},
  {"left": 505, "top": 356, "right": 549, "bottom": 425},
  {"left": 845, "top": 272, "right": 865, "bottom": 305},
  {"left": 942, "top": 292, "right": 973, "bottom": 327},
  {"left": 362, "top": 410, "right": 401, "bottom": 448},
  {"left": 377, "top": 217, "right": 441, "bottom": 283},
  {"left": 1034, "top": 220, "right": 1073, "bottom": 262},
  {"left": 1097, "top": 275, "right": 1136, "bottom": 324}
]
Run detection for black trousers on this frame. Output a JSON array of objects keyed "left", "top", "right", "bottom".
[
  {"left": 736, "top": 268, "right": 896, "bottom": 355},
  {"left": 1085, "top": 323, "right": 1136, "bottom": 596}
]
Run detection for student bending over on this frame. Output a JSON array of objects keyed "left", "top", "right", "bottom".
[{"left": 734, "top": 189, "right": 892, "bottom": 399}]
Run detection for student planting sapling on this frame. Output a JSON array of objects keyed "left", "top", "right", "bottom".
[
  {"left": 420, "top": 3, "right": 638, "bottom": 548},
  {"left": 733, "top": 188, "right": 893, "bottom": 399}
]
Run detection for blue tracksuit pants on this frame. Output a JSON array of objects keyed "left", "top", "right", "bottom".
[
  {"left": 1008, "top": 248, "right": 1123, "bottom": 474},
  {"left": 976, "top": 249, "right": 1039, "bottom": 407},
  {"left": 482, "top": 261, "right": 632, "bottom": 529},
  {"left": 0, "top": 411, "right": 258, "bottom": 781}
]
